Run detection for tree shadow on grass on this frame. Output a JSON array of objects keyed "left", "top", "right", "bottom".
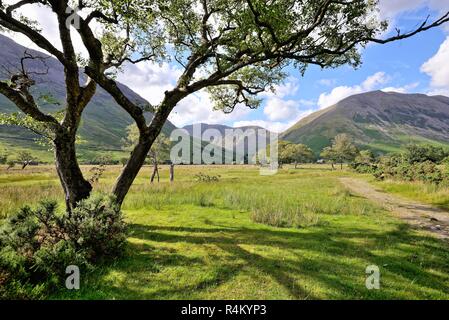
[{"left": 66, "top": 221, "right": 449, "bottom": 300}]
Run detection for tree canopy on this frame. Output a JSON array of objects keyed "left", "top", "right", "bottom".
[
  {"left": 279, "top": 142, "right": 314, "bottom": 168},
  {"left": 321, "top": 134, "right": 358, "bottom": 169}
]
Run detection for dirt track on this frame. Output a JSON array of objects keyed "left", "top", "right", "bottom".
[{"left": 340, "top": 178, "right": 449, "bottom": 240}]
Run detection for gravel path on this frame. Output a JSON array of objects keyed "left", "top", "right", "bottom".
[{"left": 340, "top": 177, "right": 449, "bottom": 240}]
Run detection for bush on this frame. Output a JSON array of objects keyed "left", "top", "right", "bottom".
[
  {"left": 403, "top": 144, "right": 449, "bottom": 164},
  {"left": 350, "top": 162, "right": 377, "bottom": 174},
  {"left": 0, "top": 195, "right": 127, "bottom": 299},
  {"left": 374, "top": 155, "right": 445, "bottom": 185},
  {"left": 194, "top": 172, "right": 221, "bottom": 182}
]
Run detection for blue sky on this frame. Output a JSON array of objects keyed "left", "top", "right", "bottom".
[
  {"left": 4, "top": 1, "right": 449, "bottom": 132},
  {"left": 226, "top": 5, "right": 449, "bottom": 132}
]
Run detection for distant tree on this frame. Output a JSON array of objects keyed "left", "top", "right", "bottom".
[
  {"left": 280, "top": 143, "right": 314, "bottom": 168},
  {"left": 149, "top": 134, "right": 171, "bottom": 183},
  {"left": 123, "top": 124, "right": 171, "bottom": 183},
  {"left": 0, "top": 154, "right": 7, "bottom": 165},
  {"left": 1, "top": 1, "right": 447, "bottom": 210},
  {"left": 6, "top": 160, "right": 15, "bottom": 170},
  {"left": 351, "top": 149, "right": 377, "bottom": 173},
  {"left": 355, "top": 150, "right": 376, "bottom": 165},
  {"left": 17, "top": 151, "right": 35, "bottom": 169},
  {"left": 320, "top": 146, "right": 337, "bottom": 170},
  {"left": 120, "top": 157, "right": 129, "bottom": 167},
  {"left": 321, "top": 134, "right": 358, "bottom": 170}
]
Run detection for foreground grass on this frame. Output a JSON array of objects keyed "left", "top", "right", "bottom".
[{"left": 1, "top": 165, "right": 449, "bottom": 299}]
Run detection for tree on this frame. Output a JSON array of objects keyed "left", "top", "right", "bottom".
[
  {"left": 1, "top": 1, "right": 448, "bottom": 210},
  {"left": 321, "top": 134, "right": 358, "bottom": 170},
  {"left": 355, "top": 150, "right": 375, "bottom": 165},
  {"left": 123, "top": 124, "right": 171, "bottom": 183},
  {"left": 6, "top": 160, "right": 15, "bottom": 170},
  {"left": 17, "top": 151, "right": 35, "bottom": 169},
  {"left": 0, "top": 154, "right": 7, "bottom": 165},
  {"left": 280, "top": 143, "right": 314, "bottom": 168},
  {"left": 320, "top": 146, "right": 337, "bottom": 170}
]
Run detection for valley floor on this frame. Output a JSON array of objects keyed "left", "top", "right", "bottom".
[{"left": 1, "top": 165, "right": 449, "bottom": 299}]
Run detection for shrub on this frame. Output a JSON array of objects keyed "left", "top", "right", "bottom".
[
  {"left": 194, "top": 172, "right": 221, "bottom": 182},
  {"left": 0, "top": 154, "right": 7, "bottom": 164},
  {"left": 350, "top": 162, "right": 377, "bottom": 174},
  {"left": 0, "top": 195, "right": 127, "bottom": 299},
  {"left": 374, "top": 155, "right": 444, "bottom": 185},
  {"left": 403, "top": 144, "right": 449, "bottom": 164}
]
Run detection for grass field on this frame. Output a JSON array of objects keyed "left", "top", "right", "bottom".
[
  {"left": 1, "top": 164, "right": 449, "bottom": 299},
  {"left": 371, "top": 178, "right": 449, "bottom": 211}
]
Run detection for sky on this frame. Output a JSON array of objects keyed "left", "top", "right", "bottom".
[{"left": 3, "top": 0, "right": 449, "bottom": 132}]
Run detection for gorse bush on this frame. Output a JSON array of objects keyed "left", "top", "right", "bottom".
[
  {"left": 0, "top": 195, "right": 127, "bottom": 299},
  {"left": 403, "top": 144, "right": 449, "bottom": 164},
  {"left": 374, "top": 155, "right": 447, "bottom": 185}
]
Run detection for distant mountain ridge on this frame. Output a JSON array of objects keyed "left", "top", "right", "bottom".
[
  {"left": 281, "top": 90, "right": 449, "bottom": 154},
  {"left": 2, "top": 34, "right": 449, "bottom": 160}
]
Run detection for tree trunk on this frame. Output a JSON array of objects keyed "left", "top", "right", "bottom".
[
  {"left": 170, "top": 164, "right": 175, "bottom": 183},
  {"left": 341, "top": 162, "right": 343, "bottom": 170},
  {"left": 331, "top": 163, "right": 335, "bottom": 170},
  {"left": 294, "top": 161, "right": 298, "bottom": 169},
  {"left": 54, "top": 132, "right": 92, "bottom": 211},
  {"left": 111, "top": 96, "right": 182, "bottom": 206},
  {"left": 150, "top": 162, "right": 159, "bottom": 184},
  {"left": 113, "top": 137, "right": 153, "bottom": 206}
]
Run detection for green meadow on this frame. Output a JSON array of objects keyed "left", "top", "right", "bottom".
[{"left": 1, "top": 165, "right": 449, "bottom": 299}]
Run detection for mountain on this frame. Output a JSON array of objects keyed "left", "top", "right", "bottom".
[
  {"left": 281, "top": 91, "right": 449, "bottom": 154},
  {"left": 0, "top": 34, "right": 176, "bottom": 161},
  {"left": 183, "top": 123, "right": 271, "bottom": 137},
  {"left": 183, "top": 123, "right": 273, "bottom": 160}
]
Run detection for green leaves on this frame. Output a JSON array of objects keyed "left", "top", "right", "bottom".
[{"left": 321, "top": 134, "right": 359, "bottom": 164}]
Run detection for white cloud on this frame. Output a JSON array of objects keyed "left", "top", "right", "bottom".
[
  {"left": 378, "top": 0, "right": 449, "bottom": 20},
  {"left": 169, "top": 91, "right": 251, "bottom": 128},
  {"left": 117, "top": 62, "right": 182, "bottom": 105},
  {"left": 382, "top": 82, "right": 420, "bottom": 93},
  {"left": 261, "top": 77, "right": 299, "bottom": 99},
  {"left": 263, "top": 98, "right": 298, "bottom": 121},
  {"left": 421, "top": 36, "right": 449, "bottom": 90},
  {"left": 317, "top": 72, "right": 390, "bottom": 109},
  {"left": 317, "top": 79, "right": 337, "bottom": 87}
]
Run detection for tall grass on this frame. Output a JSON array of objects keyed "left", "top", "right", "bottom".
[{"left": 1, "top": 165, "right": 380, "bottom": 228}]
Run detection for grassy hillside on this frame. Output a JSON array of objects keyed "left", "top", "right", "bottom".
[
  {"left": 281, "top": 91, "right": 449, "bottom": 154},
  {"left": 0, "top": 34, "right": 176, "bottom": 162}
]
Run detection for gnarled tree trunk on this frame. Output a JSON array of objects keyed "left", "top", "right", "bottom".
[{"left": 54, "top": 131, "right": 92, "bottom": 211}]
